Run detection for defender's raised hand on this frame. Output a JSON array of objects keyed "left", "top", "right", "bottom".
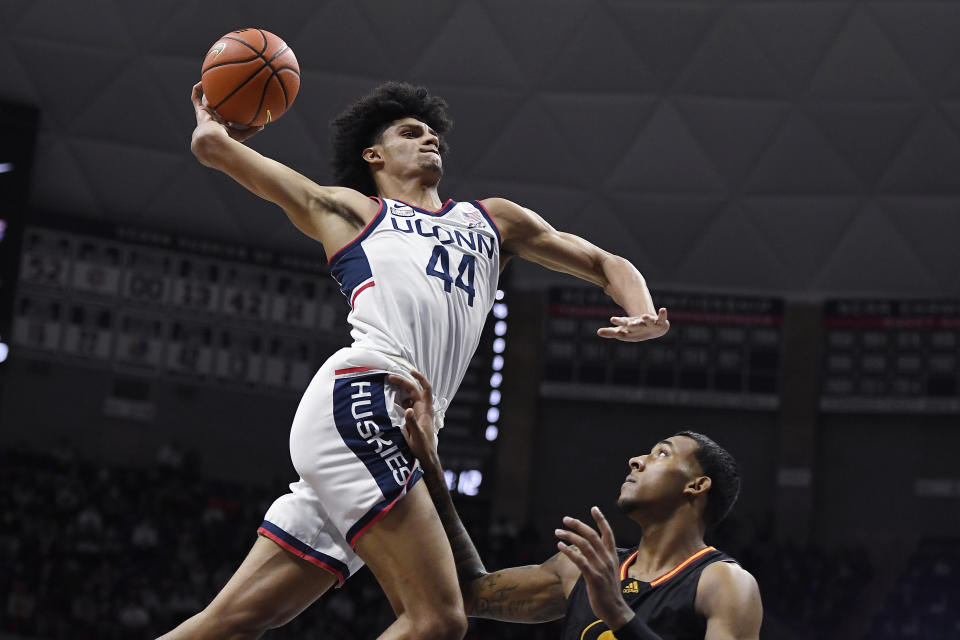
[
  {"left": 556, "top": 507, "right": 636, "bottom": 631},
  {"left": 387, "top": 369, "right": 438, "bottom": 466},
  {"left": 597, "top": 307, "right": 670, "bottom": 342}
]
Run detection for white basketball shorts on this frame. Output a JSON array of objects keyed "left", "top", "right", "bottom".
[{"left": 259, "top": 347, "right": 423, "bottom": 586}]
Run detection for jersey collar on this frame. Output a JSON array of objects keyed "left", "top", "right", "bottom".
[{"left": 619, "top": 546, "right": 716, "bottom": 587}]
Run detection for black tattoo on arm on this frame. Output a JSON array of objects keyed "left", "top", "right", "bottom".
[{"left": 421, "top": 452, "right": 488, "bottom": 588}]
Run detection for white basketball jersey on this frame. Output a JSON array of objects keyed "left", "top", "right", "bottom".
[{"left": 328, "top": 197, "right": 501, "bottom": 419}]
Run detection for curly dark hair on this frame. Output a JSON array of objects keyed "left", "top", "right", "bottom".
[
  {"left": 329, "top": 82, "right": 453, "bottom": 196},
  {"left": 675, "top": 431, "right": 740, "bottom": 527}
]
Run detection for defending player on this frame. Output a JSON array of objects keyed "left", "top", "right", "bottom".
[
  {"left": 392, "top": 370, "right": 762, "bottom": 640},
  {"left": 161, "top": 81, "right": 670, "bottom": 640}
]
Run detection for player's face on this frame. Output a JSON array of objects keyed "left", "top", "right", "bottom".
[
  {"left": 376, "top": 117, "right": 443, "bottom": 177},
  {"left": 616, "top": 435, "right": 701, "bottom": 517}
]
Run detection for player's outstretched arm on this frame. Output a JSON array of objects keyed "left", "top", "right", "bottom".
[
  {"left": 389, "top": 371, "right": 579, "bottom": 623},
  {"left": 188, "top": 83, "right": 377, "bottom": 254},
  {"left": 483, "top": 198, "right": 669, "bottom": 342}
]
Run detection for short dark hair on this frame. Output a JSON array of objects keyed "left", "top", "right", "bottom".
[
  {"left": 329, "top": 82, "right": 453, "bottom": 196},
  {"left": 675, "top": 431, "right": 740, "bottom": 526}
]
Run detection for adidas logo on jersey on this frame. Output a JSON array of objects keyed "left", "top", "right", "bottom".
[{"left": 622, "top": 580, "right": 639, "bottom": 594}]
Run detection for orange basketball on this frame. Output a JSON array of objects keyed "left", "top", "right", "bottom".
[{"left": 200, "top": 29, "right": 300, "bottom": 128}]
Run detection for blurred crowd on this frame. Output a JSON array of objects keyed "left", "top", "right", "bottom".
[
  {"left": 867, "top": 538, "right": 960, "bottom": 640},
  {"left": 0, "top": 444, "right": 556, "bottom": 639},
  {"left": 0, "top": 444, "right": 953, "bottom": 639}
]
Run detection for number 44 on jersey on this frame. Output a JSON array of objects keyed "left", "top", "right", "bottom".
[{"left": 426, "top": 245, "right": 476, "bottom": 306}]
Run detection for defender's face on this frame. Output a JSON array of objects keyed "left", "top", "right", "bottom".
[
  {"left": 374, "top": 117, "right": 443, "bottom": 175},
  {"left": 617, "top": 435, "right": 701, "bottom": 515}
]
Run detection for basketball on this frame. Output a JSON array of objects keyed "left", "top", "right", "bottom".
[{"left": 200, "top": 28, "right": 300, "bottom": 128}]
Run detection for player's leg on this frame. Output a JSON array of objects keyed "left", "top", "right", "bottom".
[
  {"left": 354, "top": 480, "right": 466, "bottom": 640},
  {"left": 157, "top": 535, "right": 337, "bottom": 640}
]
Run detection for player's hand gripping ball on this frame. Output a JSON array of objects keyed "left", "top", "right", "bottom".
[{"left": 200, "top": 28, "right": 300, "bottom": 128}]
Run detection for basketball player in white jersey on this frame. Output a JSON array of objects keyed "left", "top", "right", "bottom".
[{"left": 161, "top": 81, "right": 669, "bottom": 640}]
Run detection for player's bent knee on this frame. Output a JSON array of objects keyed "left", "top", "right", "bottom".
[
  {"left": 409, "top": 603, "right": 467, "bottom": 640},
  {"left": 202, "top": 598, "right": 296, "bottom": 636}
]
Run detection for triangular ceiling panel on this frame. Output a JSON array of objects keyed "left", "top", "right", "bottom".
[
  {"left": 203, "top": 164, "right": 296, "bottom": 240},
  {"left": 28, "top": 134, "right": 102, "bottom": 215},
  {"left": 0, "top": 40, "right": 39, "bottom": 106},
  {"left": 538, "top": 6, "right": 657, "bottom": 92},
  {"left": 881, "top": 197, "right": 960, "bottom": 291},
  {"left": 812, "top": 203, "right": 939, "bottom": 295},
  {"left": 142, "top": 162, "right": 238, "bottom": 241},
  {"left": 739, "top": 2, "right": 849, "bottom": 93},
  {"left": 410, "top": 1, "right": 525, "bottom": 88},
  {"left": 741, "top": 196, "right": 862, "bottom": 289},
  {"left": 879, "top": 111, "right": 960, "bottom": 195},
  {"left": 869, "top": 2, "right": 960, "bottom": 92},
  {"left": 14, "top": 0, "right": 131, "bottom": 50},
  {"left": 673, "top": 203, "right": 790, "bottom": 291},
  {"left": 469, "top": 98, "right": 583, "bottom": 187},
  {"left": 70, "top": 59, "right": 185, "bottom": 153},
  {"left": 607, "top": 1, "right": 721, "bottom": 90},
  {"left": 67, "top": 139, "right": 184, "bottom": 221},
  {"left": 428, "top": 85, "right": 525, "bottom": 176},
  {"left": 806, "top": 104, "right": 923, "bottom": 187},
  {"left": 563, "top": 199, "right": 651, "bottom": 275},
  {"left": 0, "top": 0, "right": 32, "bottom": 29},
  {"left": 743, "top": 112, "right": 861, "bottom": 194},
  {"left": 607, "top": 102, "right": 726, "bottom": 194},
  {"left": 676, "top": 12, "right": 787, "bottom": 99},
  {"left": 605, "top": 194, "right": 727, "bottom": 279},
  {"left": 146, "top": 55, "right": 215, "bottom": 144},
  {"left": 481, "top": 0, "right": 592, "bottom": 79},
  {"left": 352, "top": 0, "right": 460, "bottom": 76},
  {"left": 290, "top": 2, "right": 386, "bottom": 78},
  {"left": 282, "top": 72, "right": 377, "bottom": 157},
  {"left": 9, "top": 37, "right": 128, "bottom": 129},
  {"left": 808, "top": 9, "right": 920, "bottom": 100},
  {"left": 541, "top": 94, "right": 659, "bottom": 183},
  {"left": 675, "top": 98, "right": 790, "bottom": 187}
]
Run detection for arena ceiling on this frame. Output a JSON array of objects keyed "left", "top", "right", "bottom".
[{"left": 3, "top": 0, "right": 960, "bottom": 297}]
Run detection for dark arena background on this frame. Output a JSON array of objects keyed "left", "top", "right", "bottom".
[{"left": 2, "top": 1, "right": 960, "bottom": 639}]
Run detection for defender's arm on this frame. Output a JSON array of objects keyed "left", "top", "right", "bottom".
[
  {"left": 390, "top": 372, "right": 579, "bottom": 623},
  {"left": 483, "top": 198, "right": 668, "bottom": 341},
  {"left": 189, "top": 83, "right": 376, "bottom": 253}
]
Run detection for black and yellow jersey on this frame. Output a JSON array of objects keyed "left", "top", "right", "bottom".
[{"left": 560, "top": 546, "right": 737, "bottom": 640}]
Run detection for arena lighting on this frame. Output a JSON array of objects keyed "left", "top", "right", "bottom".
[
  {"left": 485, "top": 425, "right": 498, "bottom": 441},
  {"left": 483, "top": 290, "right": 507, "bottom": 443},
  {"left": 490, "top": 372, "right": 502, "bottom": 388},
  {"left": 0, "top": 341, "right": 8, "bottom": 363},
  {"left": 494, "top": 320, "right": 507, "bottom": 336},
  {"left": 443, "top": 470, "right": 457, "bottom": 491},
  {"left": 0, "top": 162, "right": 13, "bottom": 174},
  {"left": 457, "top": 470, "right": 483, "bottom": 496}
]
